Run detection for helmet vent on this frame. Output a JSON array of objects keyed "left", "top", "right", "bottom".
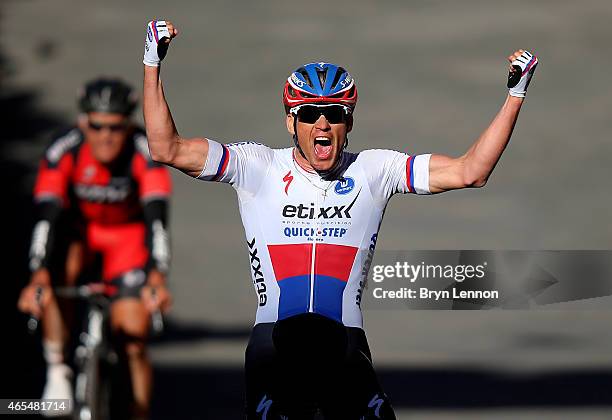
[
  {"left": 331, "top": 67, "right": 346, "bottom": 89},
  {"left": 316, "top": 68, "right": 327, "bottom": 89},
  {"left": 79, "top": 77, "right": 136, "bottom": 115},
  {"left": 297, "top": 68, "right": 313, "bottom": 88}
]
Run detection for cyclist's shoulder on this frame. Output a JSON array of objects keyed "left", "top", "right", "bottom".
[
  {"left": 131, "top": 126, "right": 152, "bottom": 159},
  {"left": 225, "top": 140, "right": 272, "bottom": 151},
  {"left": 356, "top": 148, "right": 409, "bottom": 163},
  {"left": 43, "top": 126, "right": 84, "bottom": 165},
  {"left": 272, "top": 146, "right": 295, "bottom": 160},
  {"left": 225, "top": 140, "right": 286, "bottom": 161},
  {"left": 351, "top": 149, "right": 409, "bottom": 178},
  {"left": 357, "top": 148, "right": 407, "bottom": 158}
]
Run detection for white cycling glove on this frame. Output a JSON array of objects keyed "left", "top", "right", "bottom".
[
  {"left": 507, "top": 50, "right": 538, "bottom": 98},
  {"left": 143, "top": 20, "right": 171, "bottom": 67}
]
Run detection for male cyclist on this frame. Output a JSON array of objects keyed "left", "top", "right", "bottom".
[
  {"left": 142, "top": 20, "right": 538, "bottom": 419},
  {"left": 18, "top": 78, "right": 172, "bottom": 418}
]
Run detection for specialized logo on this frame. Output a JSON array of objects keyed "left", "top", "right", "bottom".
[
  {"left": 334, "top": 176, "right": 355, "bottom": 195},
  {"left": 248, "top": 238, "right": 267, "bottom": 306},
  {"left": 256, "top": 395, "right": 273, "bottom": 420},
  {"left": 367, "top": 393, "right": 384, "bottom": 418},
  {"left": 282, "top": 189, "right": 361, "bottom": 219},
  {"left": 338, "top": 73, "right": 353, "bottom": 89},
  {"left": 282, "top": 171, "right": 293, "bottom": 195},
  {"left": 290, "top": 73, "right": 304, "bottom": 88}
]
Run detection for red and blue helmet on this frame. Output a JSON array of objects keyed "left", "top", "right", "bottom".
[{"left": 283, "top": 62, "right": 358, "bottom": 114}]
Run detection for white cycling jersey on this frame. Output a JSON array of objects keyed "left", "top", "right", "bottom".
[{"left": 198, "top": 140, "right": 431, "bottom": 328}]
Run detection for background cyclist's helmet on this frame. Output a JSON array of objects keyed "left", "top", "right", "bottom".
[
  {"left": 78, "top": 77, "right": 138, "bottom": 116},
  {"left": 283, "top": 62, "right": 358, "bottom": 114}
]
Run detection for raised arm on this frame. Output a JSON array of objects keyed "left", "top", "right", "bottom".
[
  {"left": 428, "top": 50, "right": 538, "bottom": 193},
  {"left": 142, "top": 20, "right": 208, "bottom": 178}
]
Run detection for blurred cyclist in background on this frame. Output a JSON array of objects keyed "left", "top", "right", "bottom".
[
  {"left": 18, "top": 77, "right": 172, "bottom": 418},
  {"left": 142, "top": 19, "right": 537, "bottom": 419}
]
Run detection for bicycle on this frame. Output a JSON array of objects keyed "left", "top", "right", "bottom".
[{"left": 28, "top": 283, "right": 163, "bottom": 420}]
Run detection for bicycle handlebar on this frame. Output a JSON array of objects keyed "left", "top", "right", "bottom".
[
  {"left": 54, "top": 283, "right": 107, "bottom": 299},
  {"left": 150, "top": 287, "right": 164, "bottom": 335},
  {"left": 25, "top": 283, "right": 165, "bottom": 336}
]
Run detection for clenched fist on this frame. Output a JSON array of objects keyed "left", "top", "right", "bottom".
[
  {"left": 507, "top": 49, "right": 538, "bottom": 98},
  {"left": 17, "top": 269, "right": 52, "bottom": 318},
  {"left": 143, "top": 20, "right": 179, "bottom": 67}
]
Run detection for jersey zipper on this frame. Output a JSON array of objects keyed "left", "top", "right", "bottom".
[{"left": 308, "top": 190, "right": 320, "bottom": 312}]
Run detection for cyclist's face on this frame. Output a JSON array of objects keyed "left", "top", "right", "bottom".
[
  {"left": 83, "top": 112, "right": 132, "bottom": 164},
  {"left": 286, "top": 108, "right": 353, "bottom": 171}
]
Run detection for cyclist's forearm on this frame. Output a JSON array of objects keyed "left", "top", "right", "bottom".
[
  {"left": 143, "top": 65, "right": 181, "bottom": 164},
  {"left": 143, "top": 199, "right": 170, "bottom": 274},
  {"left": 462, "top": 95, "right": 523, "bottom": 186},
  {"left": 29, "top": 200, "right": 62, "bottom": 272}
]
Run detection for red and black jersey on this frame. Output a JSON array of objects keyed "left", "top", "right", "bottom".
[
  {"left": 29, "top": 126, "right": 172, "bottom": 276},
  {"left": 34, "top": 127, "right": 171, "bottom": 224}
]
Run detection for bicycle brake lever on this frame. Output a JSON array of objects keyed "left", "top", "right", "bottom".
[
  {"left": 152, "top": 310, "right": 164, "bottom": 335},
  {"left": 150, "top": 287, "right": 164, "bottom": 335}
]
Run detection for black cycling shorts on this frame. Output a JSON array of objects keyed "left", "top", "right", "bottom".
[{"left": 245, "top": 313, "right": 396, "bottom": 419}]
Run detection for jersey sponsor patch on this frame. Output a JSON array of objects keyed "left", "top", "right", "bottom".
[
  {"left": 334, "top": 176, "right": 355, "bottom": 195},
  {"left": 283, "top": 227, "right": 348, "bottom": 240},
  {"left": 281, "top": 190, "right": 361, "bottom": 220},
  {"left": 74, "top": 181, "right": 132, "bottom": 203}
]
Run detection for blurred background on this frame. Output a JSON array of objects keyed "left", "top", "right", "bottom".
[{"left": 3, "top": 0, "right": 612, "bottom": 418}]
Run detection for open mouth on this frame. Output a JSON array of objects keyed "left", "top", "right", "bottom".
[{"left": 314, "top": 137, "right": 332, "bottom": 160}]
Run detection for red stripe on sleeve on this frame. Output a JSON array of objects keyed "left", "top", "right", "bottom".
[
  {"left": 406, "top": 155, "right": 414, "bottom": 193},
  {"left": 219, "top": 145, "right": 230, "bottom": 177}
]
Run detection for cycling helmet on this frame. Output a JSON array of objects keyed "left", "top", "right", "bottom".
[
  {"left": 78, "top": 77, "right": 138, "bottom": 115},
  {"left": 283, "top": 62, "right": 358, "bottom": 114}
]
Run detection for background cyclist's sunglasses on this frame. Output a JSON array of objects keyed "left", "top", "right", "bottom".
[
  {"left": 295, "top": 105, "right": 350, "bottom": 124},
  {"left": 88, "top": 121, "right": 129, "bottom": 132}
]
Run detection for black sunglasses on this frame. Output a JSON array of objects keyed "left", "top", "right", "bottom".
[
  {"left": 88, "top": 121, "right": 129, "bottom": 132},
  {"left": 295, "top": 105, "right": 349, "bottom": 124}
]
